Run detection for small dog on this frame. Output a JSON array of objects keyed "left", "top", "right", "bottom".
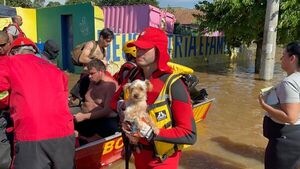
[{"left": 122, "top": 79, "right": 159, "bottom": 138}]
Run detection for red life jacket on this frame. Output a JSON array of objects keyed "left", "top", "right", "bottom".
[{"left": 7, "top": 23, "right": 26, "bottom": 38}]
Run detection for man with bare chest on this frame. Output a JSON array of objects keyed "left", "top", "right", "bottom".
[
  {"left": 74, "top": 59, "right": 119, "bottom": 139},
  {"left": 72, "top": 28, "right": 113, "bottom": 66}
]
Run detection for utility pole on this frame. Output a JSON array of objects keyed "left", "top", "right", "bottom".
[{"left": 259, "top": 0, "right": 280, "bottom": 80}]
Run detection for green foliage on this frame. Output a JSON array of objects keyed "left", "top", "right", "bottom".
[
  {"left": 174, "top": 23, "right": 198, "bottom": 36},
  {"left": 33, "top": 0, "right": 45, "bottom": 8},
  {"left": 6, "top": 0, "right": 33, "bottom": 8},
  {"left": 46, "top": 1, "right": 62, "bottom": 7},
  {"left": 194, "top": 0, "right": 266, "bottom": 48},
  {"left": 65, "top": 0, "right": 93, "bottom": 5},
  {"left": 278, "top": 0, "right": 300, "bottom": 44},
  {"left": 195, "top": 0, "right": 300, "bottom": 47},
  {"left": 65, "top": 0, "right": 159, "bottom": 6}
]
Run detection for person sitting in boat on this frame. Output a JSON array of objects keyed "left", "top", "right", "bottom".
[
  {"left": 113, "top": 40, "right": 139, "bottom": 85},
  {"left": 111, "top": 27, "right": 196, "bottom": 168},
  {"left": 71, "top": 28, "right": 113, "bottom": 67},
  {"left": 73, "top": 59, "right": 119, "bottom": 142}
]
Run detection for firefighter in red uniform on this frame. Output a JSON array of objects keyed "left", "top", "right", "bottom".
[
  {"left": 0, "top": 37, "right": 75, "bottom": 169},
  {"left": 112, "top": 27, "right": 196, "bottom": 169},
  {"left": 0, "top": 31, "right": 11, "bottom": 169},
  {"left": 6, "top": 15, "right": 26, "bottom": 43}
]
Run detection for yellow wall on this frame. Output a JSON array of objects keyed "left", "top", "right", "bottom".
[
  {"left": 0, "top": 18, "right": 11, "bottom": 31},
  {"left": 93, "top": 6, "right": 104, "bottom": 40},
  {"left": 16, "top": 8, "right": 37, "bottom": 42},
  {"left": 0, "top": 8, "right": 37, "bottom": 42}
]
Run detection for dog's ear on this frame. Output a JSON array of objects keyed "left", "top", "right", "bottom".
[{"left": 145, "top": 80, "right": 153, "bottom": 92}]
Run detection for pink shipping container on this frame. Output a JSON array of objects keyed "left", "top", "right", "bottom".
[{"left": 102, "top": 5, "right": 176, "bottom": 34}]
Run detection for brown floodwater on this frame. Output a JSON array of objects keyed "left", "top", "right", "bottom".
[{"left": 68, "top": 48, "right": 286, "bottom": 169}]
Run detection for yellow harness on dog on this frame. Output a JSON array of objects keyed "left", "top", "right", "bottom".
[{"left": 147, "top": 73, "right": 184, "bottom": 161}]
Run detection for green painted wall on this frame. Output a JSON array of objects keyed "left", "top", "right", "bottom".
[{"left": 37, "top": 2, "right": 97, "bottom": 73}]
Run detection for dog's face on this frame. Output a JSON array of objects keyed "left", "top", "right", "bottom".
[{"left": 123, "top": 79, "right": 152, "bottom": 102}]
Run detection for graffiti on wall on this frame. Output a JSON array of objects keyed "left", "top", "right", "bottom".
[
  {"left": 172, "top": 35, "right": 225, "bottom": 58},
  {"left": 95, "top": 31, "right": 226, "bottom": 74},
  {"left": 104, "top": 33, "right": 226, "bottom": 62},
  {"left": 79, "top": 16, "right": 90, "bottom": 36}
]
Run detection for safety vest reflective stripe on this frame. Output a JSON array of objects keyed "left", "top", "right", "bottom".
[{"left": 0, "top": 91, "right": 9, "bottom": 100}]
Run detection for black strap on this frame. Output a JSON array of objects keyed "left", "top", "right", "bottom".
[
  {"left": 88, "top": 41, "right": 98, "bottom": 59},
  {"left": 122, "top": 132, "right": 131, "bottom": 169}
]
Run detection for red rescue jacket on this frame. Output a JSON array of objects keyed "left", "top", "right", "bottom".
[{"left": 0, "top": 54, "right": 74, "bottom": 141}]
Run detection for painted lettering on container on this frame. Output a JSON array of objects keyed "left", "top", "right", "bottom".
[
  {"left": 173, "top": 35, "right": 225, "bottom": 58},
  {"left": 104, "top": 32, "right": 225, "bottom": 62}
]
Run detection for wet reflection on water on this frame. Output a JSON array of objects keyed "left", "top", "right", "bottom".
[{"left": 69, "top": 49, "right": 286, "bottom": 169}]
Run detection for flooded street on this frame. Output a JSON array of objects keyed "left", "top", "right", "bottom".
[
  {"left": 69, "top": 48, "right": 286, "bottom": 169},
  {"left": 178, "top": 49, "right": 285, "bottom": 169}
]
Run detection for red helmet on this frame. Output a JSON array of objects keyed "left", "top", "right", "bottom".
[{"left": 8, "top": 37, "right": 39, "bottom": 55}]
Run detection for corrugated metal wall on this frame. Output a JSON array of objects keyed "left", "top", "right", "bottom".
[{"left": 102, "top": 5, "right": 175, "bottom": 34}]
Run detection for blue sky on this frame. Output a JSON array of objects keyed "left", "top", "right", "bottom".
[{"left": 47, "top": 0, "right": 203, "bottom": 9}]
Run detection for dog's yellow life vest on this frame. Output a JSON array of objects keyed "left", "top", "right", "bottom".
[{"left": 147, "top": 73, "right": 184, "bottom": 161}]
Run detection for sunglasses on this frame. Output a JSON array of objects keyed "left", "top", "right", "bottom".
[{"left": 0, "top": 42, "right": 7, "bottom": 48}]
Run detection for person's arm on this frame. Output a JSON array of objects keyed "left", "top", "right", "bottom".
[
  {"left": 78, "top": 41, "right": 94, "bottom": 64},
  {"left": 259, "top": 81, "right": 300, "bottom": 124},
  {"left": 154, "top": 79, "right": 197, "bottom": 145}
]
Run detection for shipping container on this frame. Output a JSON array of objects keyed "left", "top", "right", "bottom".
[
  {"left": 102, "top": 5, "right": 176, "bottom": 34},
  {"left": 37, "top": 2, "right": 104, "bottom": 72}
]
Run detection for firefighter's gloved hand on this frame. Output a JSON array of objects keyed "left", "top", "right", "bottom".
[
  {"left": 122, "top": 121, "right": 140, "bottom": 144},
  {"left": 117, "top": 100, "right": 125, "bottom": 113},
  {"left": 138, "top": 121, "right": 154, "bottom": 141}
]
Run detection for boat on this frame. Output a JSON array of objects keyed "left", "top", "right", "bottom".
[{"left": 75, "top": 97, "right": 214, "bottom": 169}]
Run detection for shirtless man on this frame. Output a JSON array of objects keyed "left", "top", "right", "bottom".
[
  {"left": 74, "top": 59, "right": 119, "bottom": 139},
  {"left": 72, "top": 28, "right": 114, "bottom": 66}
]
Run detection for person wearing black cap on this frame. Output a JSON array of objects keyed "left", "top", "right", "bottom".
[{"left": 41, "top": 39, "right": 60, "bottom": 63}]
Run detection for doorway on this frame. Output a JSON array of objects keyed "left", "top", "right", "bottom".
[{"left": 61, "top": 15, "right": 74, "bottom": 72}]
